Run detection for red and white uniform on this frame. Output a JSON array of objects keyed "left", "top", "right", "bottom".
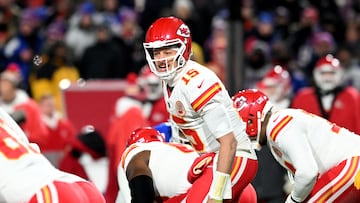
[
  {"left": 266, "top": 108, "right": 360, "bottom": 202},
  {"left": 119, "top": 142, "right": 199, "bottom": 199},
  {"left": 164, "top": 60, "right": 254, "bottom": 154},
  {"left": 163, "top": 60, "right": 258, "bottom": 200},
  {"left": 0, "top": 108, "right": 105, "bottom": 203}
]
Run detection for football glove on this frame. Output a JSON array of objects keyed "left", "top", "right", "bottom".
[{"left": 187, "top": 152, "right": 215, "bottom": 184}]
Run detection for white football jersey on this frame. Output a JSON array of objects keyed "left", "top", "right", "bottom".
[
  {"left": 163, "top": 60, "right": 255, "bottom": 158},
  {"left": 120, "top": 141, "right": 199, "bottom": 198},
  {"left": 0, "top": 108, "right": 85, "bottom": 202},
  {"left": 266, "top": 108, "right": 360, "bottom": 201}
]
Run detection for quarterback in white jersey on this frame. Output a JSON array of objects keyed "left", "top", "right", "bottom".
[
  {"left": 0, "top": 108, "right": 105, "bottom": 203},
  {"left": 233, "top": 89, "right": 360, "bottom": 203},
  {"left": 143, "top": 16, "right": 257, "bottom": 202}
]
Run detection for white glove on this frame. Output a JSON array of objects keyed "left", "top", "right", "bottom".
[{"left": 285, "top": 194, "right": 301, "bottom": 203}]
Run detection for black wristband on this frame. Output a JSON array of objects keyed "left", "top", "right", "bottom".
[
  {"left": 129, "top": 175, "right": 156, "bottom": 203},
  {"left": 291, "top": 195, "right": 301, "bottom": 203}
]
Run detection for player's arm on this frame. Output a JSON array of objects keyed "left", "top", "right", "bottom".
[
  {"left": 116, "top": 166, "right": 131, "bottom": 203},
  {"left": 216, "top": 132, "right": 237, "bottom": 173},
  {"left": 202, "top": 103, "right": 237, "bottom": 201},
  {"left": 126, "top": 151, "right": 157, "bottom": 203},
  {"left": 278, "top": 126, "right": 318, "bottom": 202}
]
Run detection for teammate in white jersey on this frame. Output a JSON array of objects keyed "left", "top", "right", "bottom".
[
  {"left": 143, "top": 16, "right": 258, "bottom": 202},
  {"left": 117, "top": 127, "right": 210, "bottom": 202},
  {"left": 0, "top": 108, "right": 105, "bottom": 203},
  {"left": 232, "top": 89, "right": 360, "bottom": 203}
]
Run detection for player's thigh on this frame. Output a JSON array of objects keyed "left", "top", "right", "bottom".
[
  {"left": 29, "top": 181, "right": 86, "bottom": 203},
  {"left": 237, "top": 183, "right": 257, "bottom": 203},
  {"left": 231, "top": 157, "right": 258, "bottom": 200},
  {"left": 186, "top": 166, "right": 213, "bottom": 202},
  {"left": 308, "top": 157, "right": 360, "bottom": 203}
]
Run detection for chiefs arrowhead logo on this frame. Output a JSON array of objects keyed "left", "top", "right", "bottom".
[
  {"left": 175, "top": 101, "right": 186, "bottom": 116},
  {"left": 177, "top": 24, "right": 190, "bottom": 38},
  {"left": 233, "top": 96, "right": 247, "bottom": 111}
]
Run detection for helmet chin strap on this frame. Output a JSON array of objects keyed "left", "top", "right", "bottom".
[
  {"left": 253, "top": 104, "right": 273, "bottom": 150},
  {"left": 252, "top": 111, "right": 262, "bottom": 151}
]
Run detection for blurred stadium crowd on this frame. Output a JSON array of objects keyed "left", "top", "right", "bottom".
[{"left": 1, "top": 0, "right": 360, "bottom": 203}]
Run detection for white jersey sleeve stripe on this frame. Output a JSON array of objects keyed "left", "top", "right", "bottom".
[{"left": 191, "top": 82, "right": 221, "bottom": 111}]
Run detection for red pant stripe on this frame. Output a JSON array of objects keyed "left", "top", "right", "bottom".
[
  {"left": 311, "top": 156, "right": 359, "bottom": 202},
  {"left": 230, "top": 156, "right": 243, "bottom": 180}
]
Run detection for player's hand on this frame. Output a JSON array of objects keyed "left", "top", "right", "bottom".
[
  {"left": 285, "top": 194, "right": 301, "bottom": 203},
  {"left": 207, "top": 198, "right": 222, "bottom": 203},
  {"left": 187, "top": 152, "right": 215, "bottom": 183}
]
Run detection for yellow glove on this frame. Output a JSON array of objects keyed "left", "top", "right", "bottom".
[{"left": 354, "top": 170, "right": 360, "bottom": 190}]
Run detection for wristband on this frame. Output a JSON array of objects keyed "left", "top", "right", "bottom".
[
  {"left": 209, "top": 171, "right": 230, "bottom": 200},
  {"left": 129, "top": 175, "right": 155, "bottom": 203},
  {"left": 223, "top": 174, "right": 232, "bottom": 199}
]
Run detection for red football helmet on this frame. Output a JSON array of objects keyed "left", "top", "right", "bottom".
[
  {"left": 232, "top": 89, "right": 273, "bottom": 146},
  {"left": 127, "top": 127, "right": 165, "bottom": 146},
  {"left": 313, "top": 54, "right": 343, "bottom": 91},
  {"left": 143, "top": 16, "right": 192, "bottom": 80},
  {"left": 256, "top": 65, "right": 291, "bottom": 102}
]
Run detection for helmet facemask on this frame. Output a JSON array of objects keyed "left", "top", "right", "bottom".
[
  {"left": 232, "top": 89, "right": 273, "bottom": 150},
  {"left": 314, "top": 67, "right": 343, "bottom": 92},
  {"left": 144, "top": 39, "right": 187, "bottom": 81},
  {"left": 247, "top": 105, "right": 271, "bottom": 151},
  {"left": 313, "top": 54, "right": 344, "bottom": 92},
  {"left": 246, "top": 112, "right": 262, "bottom": 150}
]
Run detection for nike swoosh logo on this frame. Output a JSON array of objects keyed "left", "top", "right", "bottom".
[{"left": 197, "top": 80, "right": 204, "bottom": 88}]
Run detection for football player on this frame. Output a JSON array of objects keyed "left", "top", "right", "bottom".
[
  {"left": 143, "top": 16, "right": 258, "bottom": 202},
  {"left": 117, "top": 127, "right": 209, "bottom": 202},
  {"left": 232, "top": 89, "right": 360, "bottom": 203},
  {"left": 0, "top": 108, "right": 105, "bottom": 203}
]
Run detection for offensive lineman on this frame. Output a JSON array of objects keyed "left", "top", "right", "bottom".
[
  {"left": 0, "top": 107, "right": 105, "bottom": 203},
  {"left": 232, "top": 89, "right": 360, "bottom": 203},
  {"left": 143, "top": 16, "right": 257, "bottom": 202},
  {"left": 117, "top": 127, "right": 211, "bottom": 202}
]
